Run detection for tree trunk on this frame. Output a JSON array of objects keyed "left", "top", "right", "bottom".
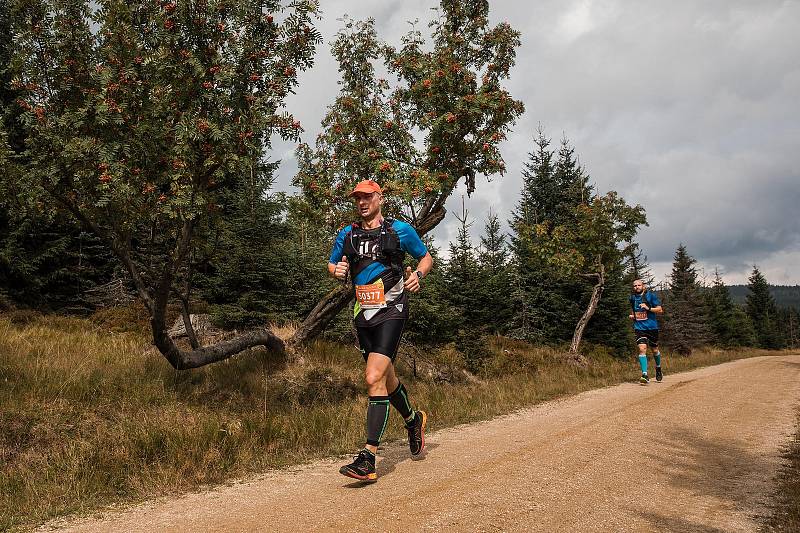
[
  {"left": 179, "top": 297, "right": 200, "bottom": 350},
  {"left": 569, "top": 264, "right": 605, "bottom": 361},
  {"left": 288, "top": 208, "right": 446, "bottom": 347},
  {"left": 117, "top": 222, "right": 285, "bottom": 369},
  {"left": 287, "top": 283, "right": 354, "bottom": 348},
  {"left": 148, "top": 295, "right": 285, "bottom": 369}
]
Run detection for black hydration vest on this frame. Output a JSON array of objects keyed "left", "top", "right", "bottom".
[
  {"left": 342, "top": 218, "right": 405, "bottom": 282},
  {"left": 630, "top": 290, "right": 654, "bottom": 312}
]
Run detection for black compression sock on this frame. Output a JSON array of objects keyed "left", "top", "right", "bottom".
[
  {"left": 365, "top": 396, "right": 390, "bottom": 447},
  {"left": 388, "top": 382, "right": 415, "bottom": 422}
]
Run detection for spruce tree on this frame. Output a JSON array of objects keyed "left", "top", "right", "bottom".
[
  {"left": 198, "top": 164, "right": 299, "bottom": 328},
  {"left": 661, "top": 244, "right": 710, "bottom": 355},
  {"left": 404, "top": 240, "right": 456, "bottom": 346},
  {"left": 475, "top": 210, "right": 512, "bottom": 333},
  {"left": 706, "top": 268, "right": 755, "bottom": 347},
  {"left": 625, "top": 242, "right": 655, "bottom": 288},
  {"left": 746, "top": 266, "right": 781, "bottom": 349},
  {"left": 508, "top": 130, "right": 586, "bottom": 343},
  {"left": 444, "top": 201, "right": 490, "bottom": 371},
  {"left": 784, "top": 307, "right": 800, "bottom": 350},
  {"left": 508, "top": 128, "right": 641, "bottom": 355},
  {"left": 444, "top": 200, "right": 480, "bottom": 328}
]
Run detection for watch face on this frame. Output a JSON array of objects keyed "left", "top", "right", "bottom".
[{"left": 415, "top": 270, "right": 422, "bottom": 279}]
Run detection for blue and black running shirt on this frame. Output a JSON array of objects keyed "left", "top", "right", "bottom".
[
  {"left": 329, "top": 219, "right": 428, "bottom": 327},
  {"left": 630, "top": 291, "right": 661, "bottom": 331}
]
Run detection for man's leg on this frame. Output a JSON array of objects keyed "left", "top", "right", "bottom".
[
  {"left": 373, "top": 319, "right": 426, "bottom": 456},
  {"left": 386, "top": 365, "right": 427, "bottom": 456},
  {"left": 652, "top": 339, "right": 663, "bottom": 381},
  {"left": 339, "top": 351, "right": 392, "bottom": 482},
  {"left": 637, "top": 338, "right": 649, "bottom": 384},
  {"left": 364, "top": 352, "right": 394, "bottom": 454},
  {"left": 387, "top": 365, "right": 414, "bottom": 423}
]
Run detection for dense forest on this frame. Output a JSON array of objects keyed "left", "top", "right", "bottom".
[{"left": 728, "top": 285, "right": 800, "bottom": 310}]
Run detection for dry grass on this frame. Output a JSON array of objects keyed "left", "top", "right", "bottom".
[
  {"left": 0, "top": 313, "right": 776, "bottom": 531},
  {"left": 764, "top": 409, "right": 800, "bottom": 531}
]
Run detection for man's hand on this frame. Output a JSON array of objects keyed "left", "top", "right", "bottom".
[
  {"left": 629, "top": 313, "right": 635, "bottom": 320},
  {"left": 334, "top": 256, "right": 349, "bottom": 281},
  {"left": 639, "top": 303, "right": 650, "bottom": 311},
  {"left": 404, "top": 266, "right": 421, "bottom": 293}
]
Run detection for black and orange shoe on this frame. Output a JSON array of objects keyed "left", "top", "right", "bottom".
[
  {"left": 339, "top": 449, "right": 377, "bottom": 482},
  {"left": 655, "top": 367, "right": 663, "bottom": 382},
  {"left": 406, "top": 410, "right": 427, "bottom": 456}
]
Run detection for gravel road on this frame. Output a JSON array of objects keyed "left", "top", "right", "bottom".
[{"left": 52, "top": 354, "right": 800, "bottom": 532}]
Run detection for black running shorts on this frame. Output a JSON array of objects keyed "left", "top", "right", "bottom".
[
  {"left": 635, "top": 329, "right": 659, "bottom": 348},
  {"left": 356, "top": 319, "right": 406, "bottom": 362}
]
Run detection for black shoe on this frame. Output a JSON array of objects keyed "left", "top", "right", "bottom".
[
  {"left": 639, "top": 373, "right": 650, "bottom": 385},
  {"left": 406, "top": 410, "right": 427, "bottom": 456},
  {"left": 655, "top": 367, "right": 663, "bottom": 382},
  {"left": 339, "top": 449, "right": 377, "bottom": 482}
]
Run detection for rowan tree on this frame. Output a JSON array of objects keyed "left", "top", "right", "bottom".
[
  {"left": 521, "top": 191, "right": 646, "bottom": 359},
  {"left": 2, "top": 0, "right": 321, "bottom": 368},
  {"left": 289, "top": 0, "right": 524, "bottom": 345}
]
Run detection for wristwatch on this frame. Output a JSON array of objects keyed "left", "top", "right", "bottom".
[{"left": 415, "top": 270, "right": 423, "bottom": 280}]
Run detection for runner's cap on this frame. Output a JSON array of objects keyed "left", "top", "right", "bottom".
[{"left": 349, "top": 179, "right": 382, "bottom": 197}]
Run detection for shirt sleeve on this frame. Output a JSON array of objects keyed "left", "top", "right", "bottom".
[
  {"left": 329, "top": 226, "right": 351, "bottom": 264},
  {"left": 394, "top": 221, "right": 428, "bottom": 260},
  {"left": 649, "top": 292, "right": 662, "bottom": 307}
]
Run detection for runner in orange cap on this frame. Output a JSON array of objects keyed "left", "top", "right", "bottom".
[{"left": 329, "top": 179, "right": 433, "bottom": 482}]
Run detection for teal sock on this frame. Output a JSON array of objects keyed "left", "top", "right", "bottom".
[
  {"left": 638, "top": 354, "right": 648, "bottom": 374},
  {"left": 654, "top": 351, "right": 661, "bottom": 367}
]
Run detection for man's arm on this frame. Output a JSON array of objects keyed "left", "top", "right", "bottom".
[
  {"left": 416, "top": 252, "right": 433, "bottom": 278},
  {"left": 328, "top": 226, "right": 350, "bottom": 281},
  {"left": 329, "top": 257, "right": 349, "bottom": 281},
  {"left": 404, "top": 252, "right": 432, "bottom": 293},
  {"left": 639, "top": 294, "right": 663, "bottom": 314}
]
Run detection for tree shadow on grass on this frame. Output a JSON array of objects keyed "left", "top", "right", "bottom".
[{"left": 636, "top": 427, "right": 778, "bottom": 529}]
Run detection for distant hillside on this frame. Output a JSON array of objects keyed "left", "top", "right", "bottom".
[{"left": 728, "top": 285, "right": 800, "bottom": 309}]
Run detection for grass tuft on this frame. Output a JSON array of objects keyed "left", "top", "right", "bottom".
[{"left": 764, "top": 409, "right": 800, "bottom": 531}]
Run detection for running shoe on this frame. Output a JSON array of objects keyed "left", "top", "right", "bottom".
[
  {"left": 639, "top": 373, "right": 650, "bottom": 385},
  {"left": 655, "top": 367, "right": 663, "bottom": 382},
  {"left": 406, "top": 410, "right": 427, "bottom": 456},
  {"left": 339, "top": 449, "right": 377, "bottom": 482}
]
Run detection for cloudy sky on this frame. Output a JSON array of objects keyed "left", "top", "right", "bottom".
[{"left": 271, "top": 0, "right": 800, "bottom": 285}]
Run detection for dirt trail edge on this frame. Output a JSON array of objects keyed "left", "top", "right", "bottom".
[{"left": 49, "top": 354, "right": 800, "bottom": 533}]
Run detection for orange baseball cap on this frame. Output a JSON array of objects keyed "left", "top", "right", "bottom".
[{"left": 348, "top": 179, "right": 382, "bottom": 197}]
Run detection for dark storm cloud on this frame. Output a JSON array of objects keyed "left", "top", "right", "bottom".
[{"left": 273, "top": 0, "right": 800, "bottom": 284}]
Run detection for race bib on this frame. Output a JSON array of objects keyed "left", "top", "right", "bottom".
[
  {"left": 634, "top": 311, "right": 648, "bottom": 321},
  {"left": 355, "top": 280, "right": 387, "bottom": 309}
]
